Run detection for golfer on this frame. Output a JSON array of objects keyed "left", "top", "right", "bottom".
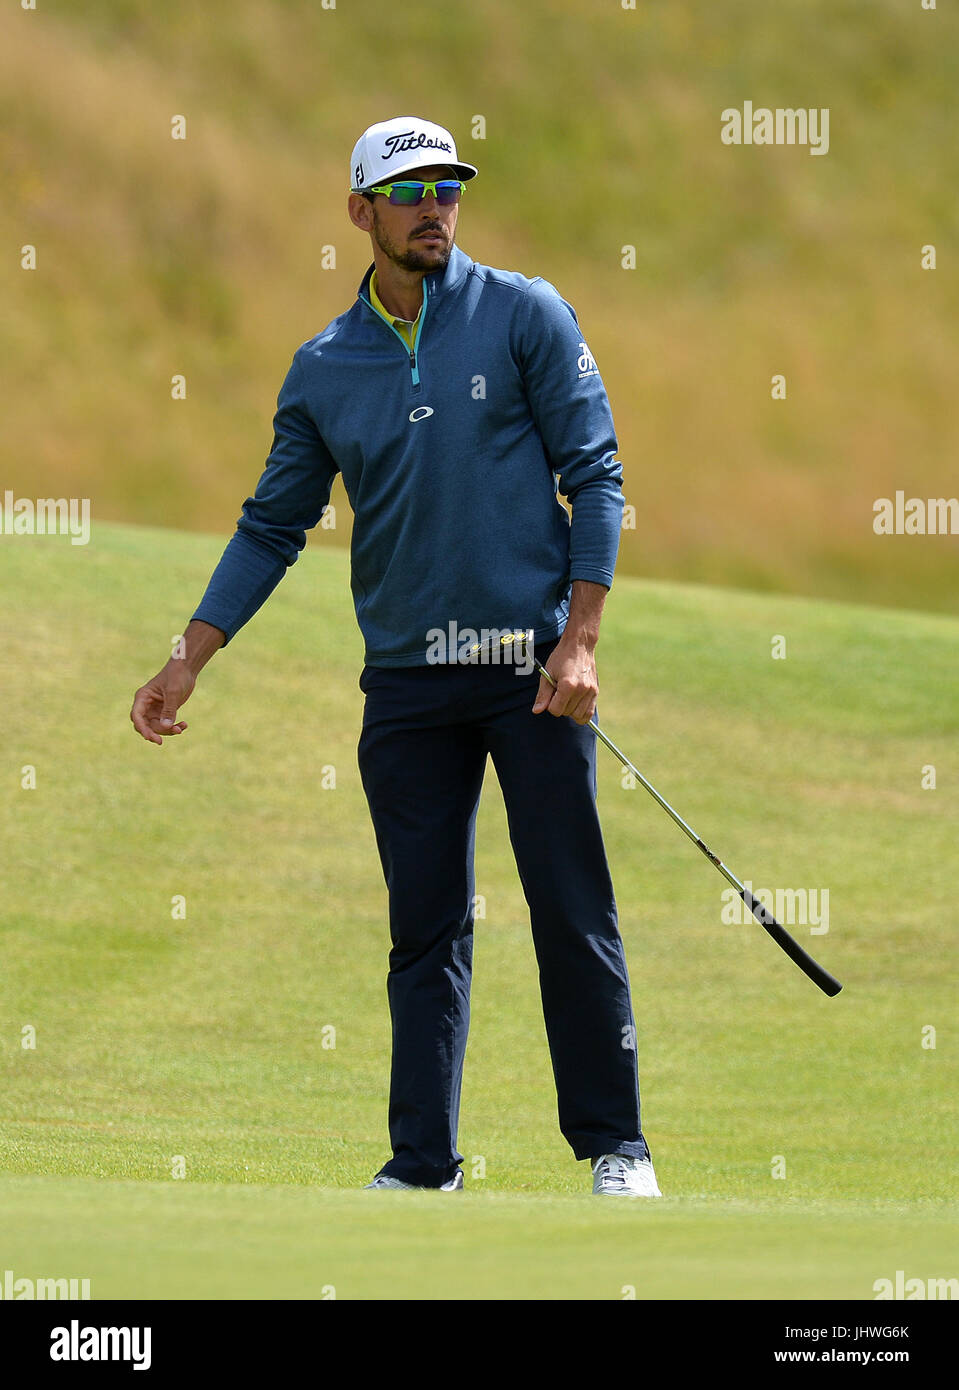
[{"left": 130, "top": 117, "right": 660, "bottom": 1198}]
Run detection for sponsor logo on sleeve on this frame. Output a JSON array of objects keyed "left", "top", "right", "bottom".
[{"left": 577, "top": 342, "right": 599, "bottom": 379}]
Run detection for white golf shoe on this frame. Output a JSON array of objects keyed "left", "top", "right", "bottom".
[
  {"left": 365, "top": 1170, "right": 464, "bottom": 1191},
  {"left": 591, "top": 1153, "right": 662, "bottom": 1197}
]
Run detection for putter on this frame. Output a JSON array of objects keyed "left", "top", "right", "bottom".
[{"left": 467, "top": 630, "right": 842, "bottom": 997}]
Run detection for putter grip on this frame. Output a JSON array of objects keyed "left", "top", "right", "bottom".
[{"left": 741, "top": 889, "right": 843, "bottom": 997}]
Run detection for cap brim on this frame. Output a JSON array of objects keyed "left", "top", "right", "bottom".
[{"left": 352, "top": 159, "right": 478, "bottom": 192}]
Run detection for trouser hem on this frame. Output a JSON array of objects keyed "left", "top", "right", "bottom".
[
  {"left": 377, "top": 1160, "right": 463, "bottom": 1188},
  {"left": 572, "top": 1136, "right": 651, "bottom": 1163}
]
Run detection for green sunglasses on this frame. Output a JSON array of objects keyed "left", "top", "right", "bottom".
[{"left": 367, "top": 179, "right": 466, "bottom": 206}]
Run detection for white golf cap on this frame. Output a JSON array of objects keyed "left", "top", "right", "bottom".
[{"left": 350, "top": 116, "right": 478, "bottom": 192}]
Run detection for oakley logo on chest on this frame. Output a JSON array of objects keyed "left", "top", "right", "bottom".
[{"left": 409, "top": 406, "right": 434, "bottom": 422}]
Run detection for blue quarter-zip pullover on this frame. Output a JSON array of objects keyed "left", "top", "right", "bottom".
[{"left": 192, "top": 245, "right": 625, "bottom": 666}]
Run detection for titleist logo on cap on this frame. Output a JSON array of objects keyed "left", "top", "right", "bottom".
[{"left": 381, "top": 129, "right": 453, "bottom": 160}]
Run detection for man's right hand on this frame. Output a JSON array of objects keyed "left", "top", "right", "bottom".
[
  {"left": 130, "top": 662, "right": 196, "bottom": 745},
  {"left": 130, "top": 620, "right": 224, "bottom": 745}
]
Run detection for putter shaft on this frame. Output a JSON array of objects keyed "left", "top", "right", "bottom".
[{"left": 534, "top": 656, "right": 842, "bottom": 997}]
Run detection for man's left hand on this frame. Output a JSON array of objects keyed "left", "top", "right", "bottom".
[{"left": 532, "top": 634, "right": 598, "bottom": 726}]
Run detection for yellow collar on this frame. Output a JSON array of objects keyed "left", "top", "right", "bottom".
[{"left": 369, "top": 271, "right": 422, "bottom": 329}]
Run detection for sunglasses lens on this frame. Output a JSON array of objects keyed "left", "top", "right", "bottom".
[
  {"left": 388, "top": 183, "right": 425, "bottom": 205},
  {"left": 383, "top": 181, "right": 463, "bottom": 205}
]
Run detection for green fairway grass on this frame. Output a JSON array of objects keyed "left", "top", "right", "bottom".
[
  {"left": 1, "top": 1179, "right": 954, "bottom": 1302},
  {"left": 2, "top": 522, "right": 956, "bottom": 1299}
]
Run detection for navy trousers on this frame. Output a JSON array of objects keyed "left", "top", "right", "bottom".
[{"left": 357, "top": 641, "right": 651, "bottom": 1187}]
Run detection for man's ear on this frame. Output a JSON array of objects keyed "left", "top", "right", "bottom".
[{"left": 348, "top": 193, "right": 374, "bottom": 231}]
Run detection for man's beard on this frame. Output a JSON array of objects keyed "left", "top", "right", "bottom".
[{"left": 371, "top": 207, "right": 453, "bottom": 272}]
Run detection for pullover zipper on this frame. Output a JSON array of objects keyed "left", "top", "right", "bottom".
[{"left": 360, "top": 276, "right": 429, "bottom": 388}]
